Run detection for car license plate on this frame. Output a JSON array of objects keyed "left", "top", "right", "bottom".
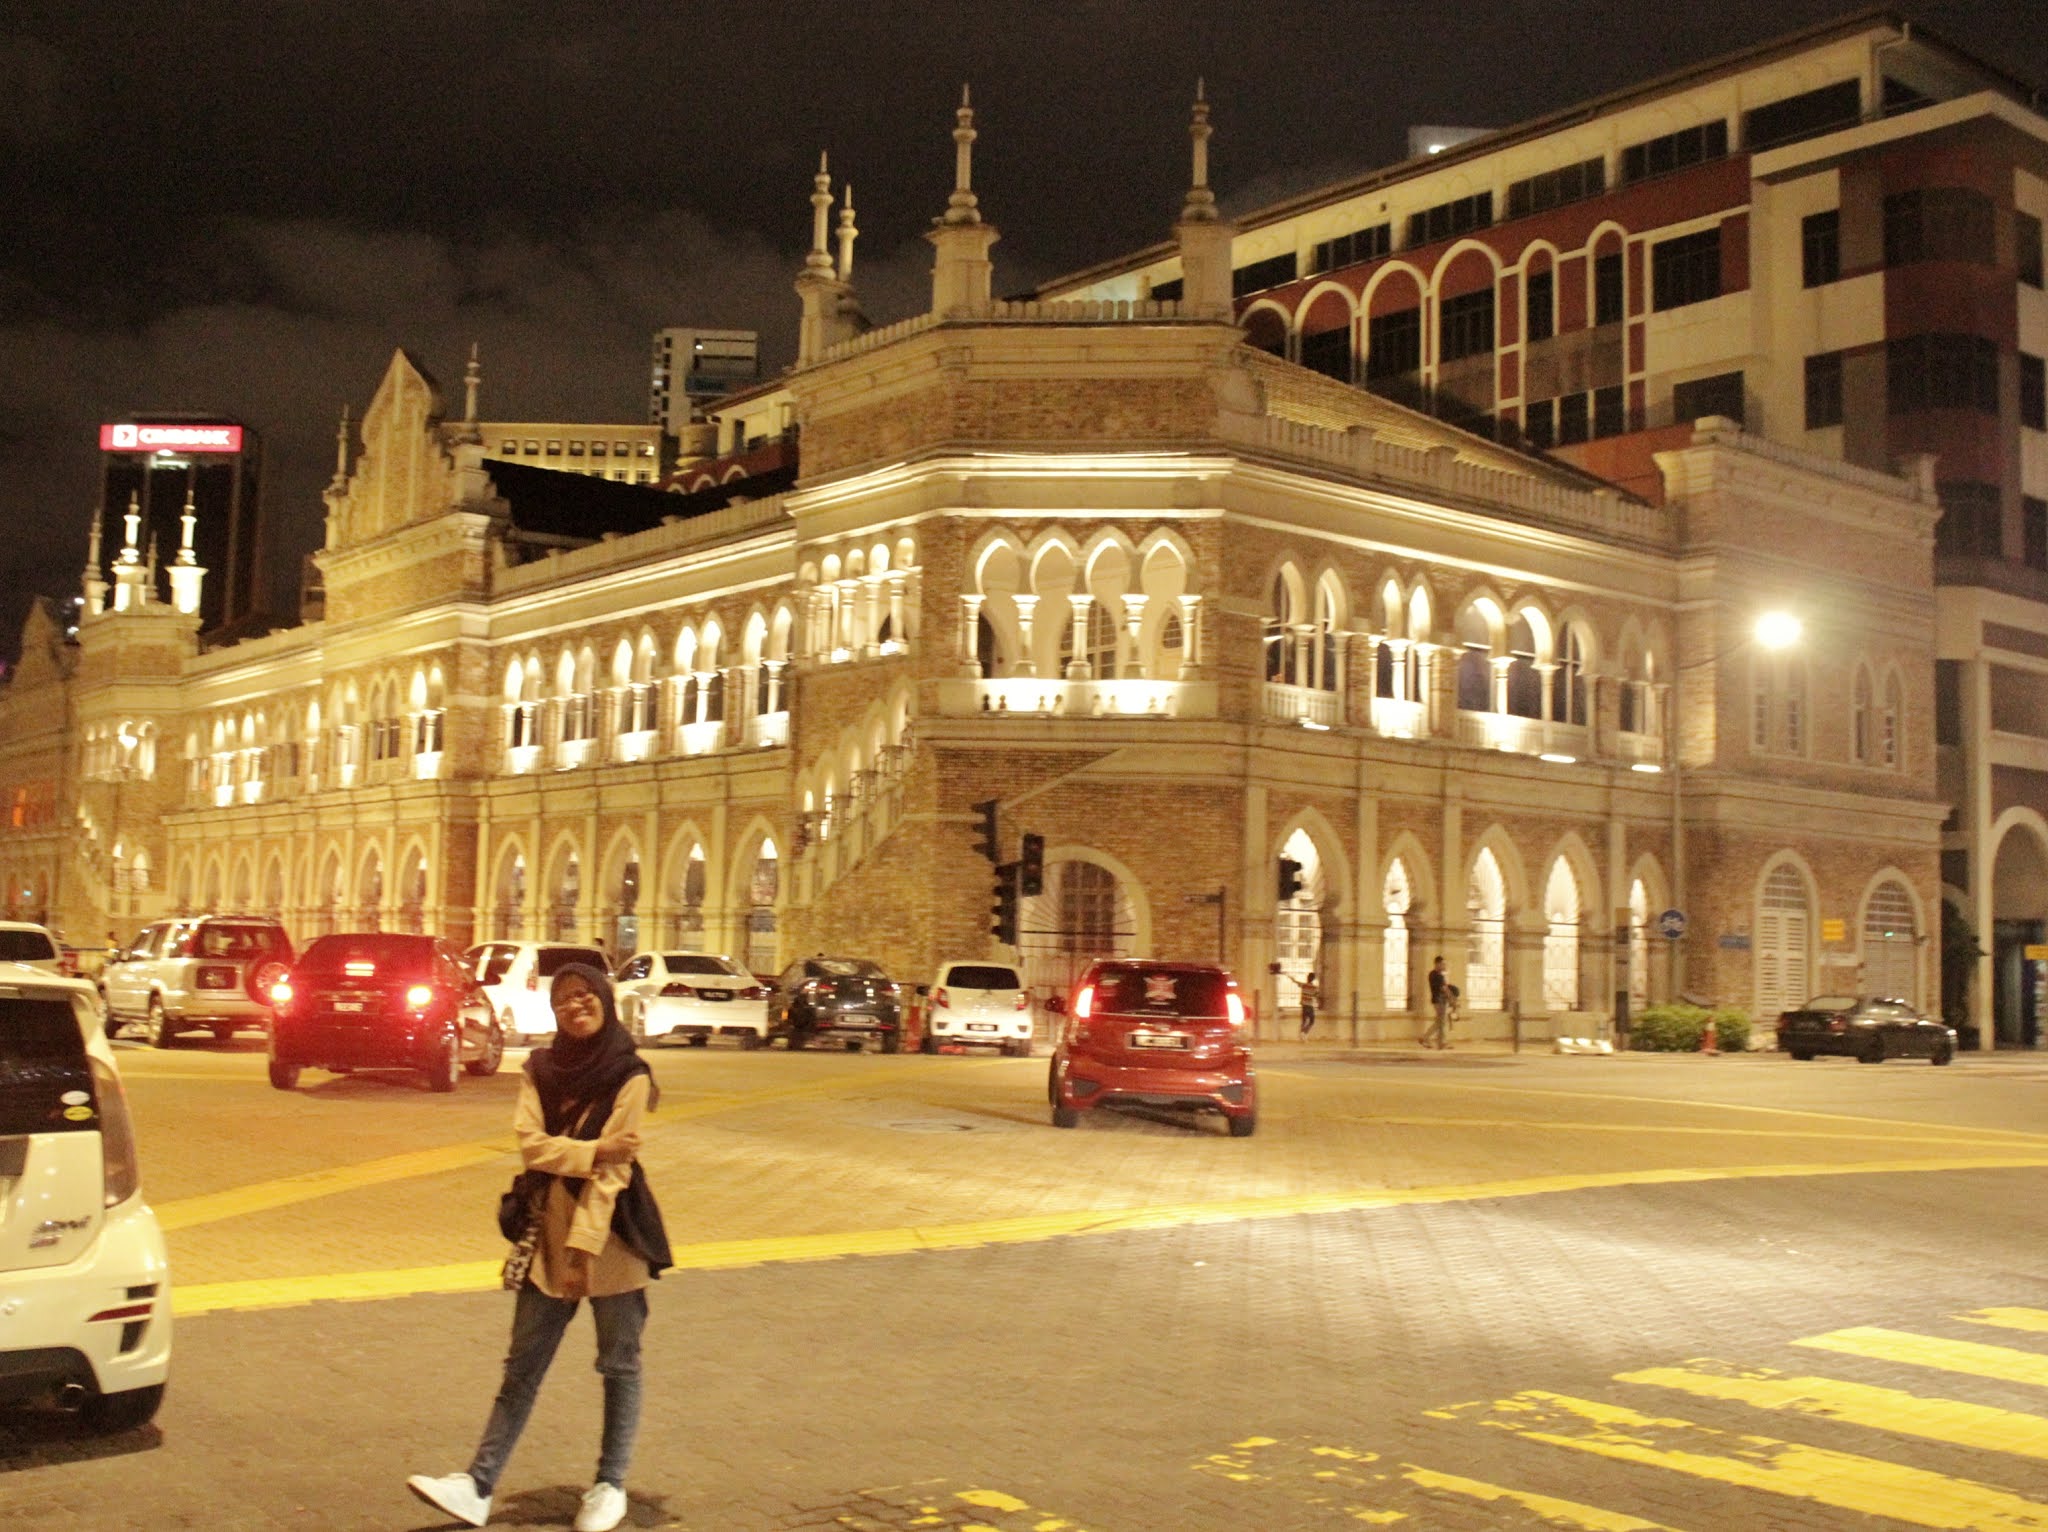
[
  {"left": 968, "top": 1022, "right": 997, "bottom": 1032},
  {"left": 1131, "top": 1031, "right": 1188, "bottom": 1050},
  {"left": 700, "top": 989, "right": 730, "bottom": 1002},
  {"left": 839, "top": 1012, "right": 877, "bottom": 1028},
  {"left": 334, "top": 1000, "right": 364, "bottom": 1012}
]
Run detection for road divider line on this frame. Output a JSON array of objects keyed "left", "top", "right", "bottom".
[
  {"left": 155, "top": 1141, "right": 515, "bottom": 1231},
  {"left": 1441, "top": 1390, "right": 2048, "bottom": 1530},
  {"left": 1336, "top": 1114, "right": 2026, "bottom": 1147},
  {"left": 1793, "top": 1328, "right": 2048, "bottom": 1389},
  {"left": 173, "top": 1151, "right": 2048, "bottom": 1317},
  {"left": 1621, "top": 1360, "right": 2048, "bottom": 1460},
  {"left": 1399, "top": 1464, "right": 1685, "bottom": 1531},
  {"left": 1964, "top": 1309, "right": 2048, "bottom": 1335}
]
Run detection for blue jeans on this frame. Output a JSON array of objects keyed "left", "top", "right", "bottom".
[{"left": 468, "top": 1282, "right": 647, "bottom": 1496}]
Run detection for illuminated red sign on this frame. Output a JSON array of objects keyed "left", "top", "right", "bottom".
[{"left": 99, "top": 423, "right": 245, "bottom": 454}]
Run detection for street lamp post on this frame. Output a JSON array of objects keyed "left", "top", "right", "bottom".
[{"left": 1669, "top": 610, "right": 1802, "bottom": 1000}]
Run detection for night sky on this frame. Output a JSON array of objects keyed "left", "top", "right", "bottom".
[{"left": 2, "top": 2, "right": 2042, "bottom": 657}]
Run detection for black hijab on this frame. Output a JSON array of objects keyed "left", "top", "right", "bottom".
[{"left": 526, "top": 963, "right": 655, "bottom": 1132}]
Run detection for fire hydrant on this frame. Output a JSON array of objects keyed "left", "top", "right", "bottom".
[{"left": 1699, "top": 1018, "right": 1718, "bottom": 1055}]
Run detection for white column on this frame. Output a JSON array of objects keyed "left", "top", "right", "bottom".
[
  {"left": 1012, "top": 594, "right": 1039, "bottom": 677},
  {"left": 1065, "top": 595, "right": 1092, "bottom": 679},
  {"left": 1121, "top": 595, "right": 1148, "bottom": 678},
  {"left": 959, "top": 594, "right": 984, "bottom": 677}
]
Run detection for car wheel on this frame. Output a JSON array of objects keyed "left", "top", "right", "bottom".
[
  {"left": 268, "top": 1055, "right": 300, "bottom": 1090},
  {"left": 147, "top": 997, "right": 175, "bottom": 1049},
  {"left": 1005, "top": 1039, "right": 1031, "bottom": 1058},
  {"left": 920, "top": 1032, "right": 940, "bottom": 1055},
  {"left": 79, "top": 1382, "right": 165, "bottom": 1435},
  {"left": 427, "top": 1032, "right": 460, "bottom": 1092},
  {"left": 211, "top": 1024, "right": 234, "bottom": 1044},
  {"left": 1788, "top": 1048, "right": 1814, "bottom": 1061},
  {"left": 880, "top": 1030, "right": 901, "bottom": 1055},
  {"left": 467, "top": 1023, "right": 504, "bottom": 1076},
  {"left": 103, "top": 1010, "right": 123, "bottom": 1040},
  {"left": 1932, "top": 1041, "right": 1955, "bottom": 1066},
  {"left": 689, "top": 1034, "right": 709, "bottom": 1048},
  {"left": 740, "top": 1031, "right": 764, "bottom": 1051},
  {"left": 1858, "top": 1035, "right": 1886, "bottom": 1064},
  {"left": 1047, "top": 1062, "right": 1061, "bottom": 1106},
  {"left": 1227, "top": 1112, "right": 1258, "bottom": 1138},
  {"left": 843, "top": 1037, "right": 862, "bottom": 1053},
  {"left": 1052, "top": 1104, "right": 1080, "bottom": 1129}
]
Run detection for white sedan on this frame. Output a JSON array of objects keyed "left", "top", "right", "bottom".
[{"left": 614, "top": 952, "right": 770, "bottom": 1047}]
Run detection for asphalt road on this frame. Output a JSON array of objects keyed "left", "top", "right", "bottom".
[{"left": 4, "top": 1037, "right": 2047, "bottom": 1530}]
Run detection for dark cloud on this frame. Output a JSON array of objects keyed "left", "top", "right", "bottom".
[{"left": 1, "top": 0, "right": 2042, "bottom": 654}]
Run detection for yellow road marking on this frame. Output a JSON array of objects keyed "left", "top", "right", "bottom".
[
  {"left": 1794, "top": 1327, "right": 2048, "bottom": 1389},
  {"left": 172, "top": 1151, "right": 2048, "bottom": 1316},
  {"left": 154, "top": 1141, "right": 515, "bottom": 1231},
  {"left": 1339, "top": 1114, "right": 2027, "bottom": 1147},
  {"left": 1401, "top": 1464, "right": 1683, "bottom": 1531},
  {"left": 1623, "top": 1360, "right": 2048, "bottom": 1459},
  {"left": 1966, "top": 1309, "right": 2048, "bottom": 1335},
  {"left": 1447, "top": 1389, "right": 2048, "bottom": 1529}
]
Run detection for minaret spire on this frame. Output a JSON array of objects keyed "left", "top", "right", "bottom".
[
  {"left": 806, "top": 152, "right": 836, "bottom": 276},
  {"left": 111, "top": 494, "right": 147, "bottom": 612},
  {"left": 941, "top": 85, "right": 980, "bottom": 226},
  {"left": 463, "top": 343, "right": 481, "bottom": 424},
  {"left": 927, "top": 86, "right": 999, "bottom": 317},
  {"left": 167, "top": 483, "right": 207, "bottom": 617},
  {"left": 329, "top": 404, "right": 352, "bottom": 491},
  {"left": 836, "top": 182, "right": 858, "bottom": 281},
  {"left": 119, "top": 492, "right": 141, "bottom": 564},
  {"left": 1173, "top": 81, "right": 1235, "bottom": 318},
  {"left": 176, "top": 483, "right": 197, "bottom": 564},
  {"left": 81, "top": 506, "right": 107, "bottom": 616}
]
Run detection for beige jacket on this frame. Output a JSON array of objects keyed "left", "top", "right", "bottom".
[{"left": 513, "top": 1071, "right": 652, "bottom": 1299}]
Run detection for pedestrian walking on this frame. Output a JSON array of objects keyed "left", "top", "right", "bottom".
[
  {"left": 408, "top": 963, "right": 671, "bottom": 1532},
  {"left": 1424, "top": 955, "right": 1453, "bottom": 1049},
  {"left": 1296, "top": 972, "right": 1320, "bottom": 1036}
]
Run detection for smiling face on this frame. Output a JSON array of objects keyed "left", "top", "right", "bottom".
[{"left": 551, "top": 972, "right": 605, "bottom": 1039}]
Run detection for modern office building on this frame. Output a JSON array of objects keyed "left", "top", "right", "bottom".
[
  {"left": 93, "top": 415, "right": 266, "bottom": 635},
  {"left": 649, "top": 327, "right": 760, "bottom": 436},
  {"left": 1043, "top": 8, "right": 2046, "bottom": 1045}
]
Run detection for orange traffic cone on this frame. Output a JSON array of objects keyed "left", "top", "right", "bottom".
[{"left": 1699, "top": 1018, "right": 1718, "bottom": 1056}]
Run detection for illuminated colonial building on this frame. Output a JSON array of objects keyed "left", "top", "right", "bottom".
[{"left": 0, "top": 74, "right": 1952, "bottom": 1043}]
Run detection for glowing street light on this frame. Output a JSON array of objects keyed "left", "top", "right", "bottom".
[{"left": 1753, "top": 610, "right": 1803, "bottom": 651}]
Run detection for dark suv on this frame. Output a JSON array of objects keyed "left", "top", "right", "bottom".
[
  {"left": 766, "top": 957, "right": 904, "bottom": 1052},
  {"left": 1049, "top": 960, "right": 1256, "bottom": 1136},
  {"left": 267, "top": 933, "right": 502, "bottom": 1092}
]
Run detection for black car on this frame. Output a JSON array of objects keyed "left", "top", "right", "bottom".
[
  {"left": 1776, "top": 994, "right": 1956, "bottom": 1065},
  {"left": 766, "top": 957, "right": 904, "bottom": 1052},
  {"left": 267, "top": 933, "right": 504, "bottom": 1091}
]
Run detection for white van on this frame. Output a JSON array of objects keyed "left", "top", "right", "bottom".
[
  {"left": 921, "top": 961, "right": 1033, "bottom": 1056},
  {"left": 0, "top": 963, "right": 171, "bottom": 1431}
]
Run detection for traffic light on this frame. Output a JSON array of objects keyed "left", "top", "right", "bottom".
[
  {"left": 991, "top": 862, "right": 1020, "bottom": 944},
  {"left": 1018, "top": 832, "right": 1045, "bottom": 897},
  {"left": 1277, "top": 856, "right": 1304, "bottom": 902},
  {"left": 972, "top": 798, "right": 999, "bottom": 864}
]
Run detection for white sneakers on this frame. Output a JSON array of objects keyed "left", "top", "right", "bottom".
[
  {"left": 574, "top": 1481, "right": 628, "bottom": 1532},
  {"left": 405, "top": 1469, "right": 624, "bottom": 1530},
  {"left": 406, "top": 1472, "right": 491, "bottom": 1528}
]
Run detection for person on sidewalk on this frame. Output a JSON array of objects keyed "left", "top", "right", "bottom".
[
  {"left": 1425, "top": 955, "right": 1452, "bottom": 1049},
  {"left": 409, "top": 963, "right": 671, "bottom": 1532},
  {"left": 1297, "top": 972, "right": 1320, "bottom": 1037}
]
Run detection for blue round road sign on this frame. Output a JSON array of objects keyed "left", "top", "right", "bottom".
[{"left": 1657, "top": 909, "right": 1687, "bottom": 940}]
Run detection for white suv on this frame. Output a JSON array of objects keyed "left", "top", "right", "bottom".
[
  {"left": 0, "top": 963, "right": 171, "bottom": 1432},
  {"left": 465, "top": 941, "right": 610, "bottom": 1043},
  {"left": 614, "top": 951, "right": 769, "bottom": 1047},
  {"left": 102, "top": 915, "right": 294, "bottom": 1047},
  {"left": 922, "top": 961, "right": 1034, "bottom": 1056},
  {"left": 0, "top": 920, "right": 68, "bottom": 976}
]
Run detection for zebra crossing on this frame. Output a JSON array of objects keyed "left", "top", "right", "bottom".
[{"left": 833, "top": 1306, "right": 2048, "bottom": 1530}]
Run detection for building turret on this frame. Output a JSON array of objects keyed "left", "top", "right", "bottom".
[
  {"left": 457, "top": 343, "right": 483, "bottom": 445},
  {"left": 1173, "top": 82, "right": 1235, "bottom": 318},
  {"left": 80, "top": 507, "right": 107, "bottom": 617},
  {"left": 166, "top": 483, "right": 207, "bottom": 616},
  {"left": 926, "top": 87, "right": 999, "bottom": 317},
  {"left": 796, "top": 153, "right": 855, "bottom": 366},
  {"left": 111, "top": 494, "right": 150, "bottom": 612}
]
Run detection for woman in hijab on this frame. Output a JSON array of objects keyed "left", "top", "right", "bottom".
[{"left": 410, "top": 963, "right": 670, "bottom": 1532}]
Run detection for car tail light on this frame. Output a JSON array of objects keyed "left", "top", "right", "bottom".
[
  {"left": 88, "top": 1058, "right": 141, "bottom": 1206},
  {"left": 1828, "top": 1016, "right": 1845, "bottom": 1033},
  {"left": 1014, "top": 991, "right": 1029, "bottom": 1010},
  {"left": 880, "top": 981, "right": 901, "bottom": 994},
  {"left": 1072, "top": 985, "right": 1094, "bottom": 1020},
  {"left": 526, "top": 969, "right": 539, "bottom": 990},
  {"left": 932, "top": 987, "right": 950, "bottom": 1009},
  {"left": 405, "top": 984, "right": 436, "bottom": 1010},
  {"left": 1226, "top": 991, "right": 1247, "bottom": 1027},
  {"left": 738, "top": 985, "right": 766, "bottom": 999},
  {"left": 269, "top": 980, "right": 294, "bottom": 1007},
  {"left": 58, "top": 949, "right": 77, "bottom": 976},
  {"left": 661, "top": 982, "right": 690, "bottom": 997}
]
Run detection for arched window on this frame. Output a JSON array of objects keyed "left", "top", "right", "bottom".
[
  {"left": 1086, "top": 601, "right": 1119, "bottom": 679},
  {"left": 1629, "top": 877, "right": 1650, "bottom": 1009},
  {"left": 1466, "top": 848, "right": 1506, "bottom": 1011},
  {"left": 1264, "top": 574, "right": 1295, "bottom": 683},
  {"left": 671, "top": 846, "right": 707, "bottom": 949},
  {"left": 1863, "top": 879, "right": 1918, "bottom": 1002},
  {"left": 1542, "top": 858, "right": 1581, "bottom": 1012},
  {"left": 1456, "top": 605, "right": 1494, "bottom": 713},
  {"left": 1783, "top": 658, "right": 1808, "bottom": 755},
  {"left": 1881, "top": 671, "right": 1901, "bottom": 768},
  {"left": 1274, "top": 830, "right": 1322, "bottom": 1000},
  {"left": 745, "top": 842, "right": 779, "bottom": 973},
  {"left": 1757, "top": 863, "right": 1812, "bottom": 1016},
  {"left": 1552, "top": 624, "right": 1588, "bottom": 726},
  {"left": 551, "top": 853, "right": 581, "bottom": 940},
  {"left": 1505, "top": 614, "right": 1542, "bottom": 719},
  {"left": 1383, "top": 859, "right": 1413, "bottom": 1011},
  {"left": 494, "top": 853, "right": 527, "bottom": 940},
  {"left": 1312, "top": 580, "right": 1342, "bottom": 693},
  {"left": 1852, "top": 665, "right": 1874, "bottom": 763}
]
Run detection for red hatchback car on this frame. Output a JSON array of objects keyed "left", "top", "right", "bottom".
[{"left": 1048, "top": 960, "right": 1256, "bottom": 1136}]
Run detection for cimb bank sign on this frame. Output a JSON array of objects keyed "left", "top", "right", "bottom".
[{"left": 98, "top": 423, "right": 245, "bottom": 454}]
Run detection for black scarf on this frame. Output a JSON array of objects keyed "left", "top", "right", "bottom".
[{"left": 522, "top": 963, "right": 672, "bottom": 1276}]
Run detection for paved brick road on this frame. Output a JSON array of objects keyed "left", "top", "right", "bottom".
[{"left": 4, "top": 1041, "right": 2047, "bottom": 1529}]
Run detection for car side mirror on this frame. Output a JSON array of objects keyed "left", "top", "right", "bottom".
[{"left": 1045, "top": 994, "right": 1068, "bottom": 1016}]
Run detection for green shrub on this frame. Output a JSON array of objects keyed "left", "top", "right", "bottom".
[{"left": 1630, "top": 1003, "right": 1753, "bottom": 1053}]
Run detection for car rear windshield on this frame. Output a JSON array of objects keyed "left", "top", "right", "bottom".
[
  {"left": 1798, "top": 995, "right": 1858, "bottom": 1012},
  {"left": 812, "top": 958, "right": 885, "bottom": 978},
  {"left": 538, "top": 948, "right": 606, "bottom": 976},
  {"left": 0, "top": 929, "right": 57, "bottom": 963},
  {"left": 193, "top": 923, "right": 286, "bottom": 959},
  {"left": 1092, "top": 967, "right": 1232, "bottom": 1019},
  {"left": 0, "top": 994, "right": 95, "bottom": 1136},
  {"left": 297, "top": 935, "right": 436, "bottom": 978},
  {"left": 946, "top": 965, "right": 1021, "bottom": 990},
  {"left": 664, "top": 955, "right": 734, "bottom": 975}
]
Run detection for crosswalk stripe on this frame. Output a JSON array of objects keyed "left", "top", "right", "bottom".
[
  {"left": 1794, "top": 1327, "right": 2048, "bottom": 1389},
  {"left": 1193, "top": 1434, "right": 1683, "bottom": 1530},
  {"left": 1440, "top": 1390, "right": 2048, "bottom": 1529},
  {"left": 1966, "top": 1310, "right": 2048, "bottom": 1336},
  {"left": 1621, "top": 1360, "right": 2048, "bottom": 1460}
]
